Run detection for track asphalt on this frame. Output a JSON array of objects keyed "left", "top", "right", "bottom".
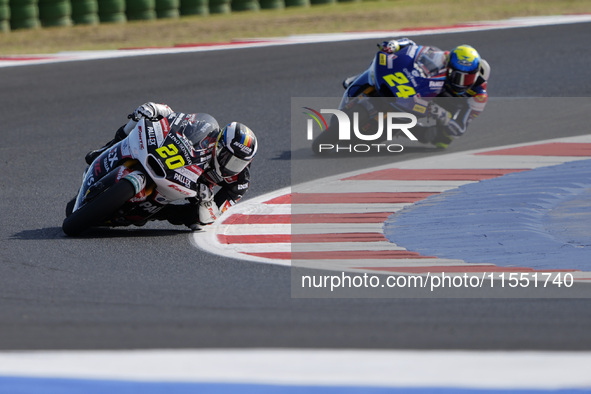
[{"left": 0, "top": 15, "right": 590, "bottom": 393}]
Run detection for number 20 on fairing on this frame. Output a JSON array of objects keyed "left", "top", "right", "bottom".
[{"left": 156, "top": 144, "right": 185, "bottom": 170}]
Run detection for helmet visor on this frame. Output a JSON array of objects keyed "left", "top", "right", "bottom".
[
  {"left": 216, "top": 145, "right": 250, "bottom": 177},
  {"left": 448, "top": 69, "right": 478, "bottom": 91}
]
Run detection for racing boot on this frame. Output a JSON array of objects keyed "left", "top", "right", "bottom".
[
  {"left": 85, "top": 126, "right": 128, "bottom": 165},
  {"left": 414, "top": 127, "right": 438, "bottom": 145},
  {"left": 342, "top": 74, "right": 359, "bottom": 89},
  {"left": 432, "top": 129, "right": 453, "bottom": 149},
  {"left": 150, "top": 202, "right": 201, "bottom": 229}
]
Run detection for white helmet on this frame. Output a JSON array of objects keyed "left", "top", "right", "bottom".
[{"left": 213, "top": 122, "right": 258, "bottom": 180}]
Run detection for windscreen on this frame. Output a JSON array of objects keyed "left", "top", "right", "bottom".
[{"left": 416, "top": 47, "right": 447, "bottom": 78}]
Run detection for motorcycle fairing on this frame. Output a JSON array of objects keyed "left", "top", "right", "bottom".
[
  {"left": 127, "top": 118, "right": 200, "bottom": 201},
  {"left": 73, "top": 141, "right": 129, "bottom": 213},
  {"left": 340, "top": 45, "right": 447, "bottom": 120},
  {"left": 72, "top": 116, "right": 211, "bottom": 226},
  {"left": 371, "top": 46, "right": 445, "bottom": 100}
]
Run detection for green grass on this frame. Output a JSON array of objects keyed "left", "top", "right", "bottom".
[{"left": 0, "top": 0, "right": 589, "bottom": 55}]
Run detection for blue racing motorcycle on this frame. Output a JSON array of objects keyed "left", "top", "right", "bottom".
[{"left": 312, "top": 44, "right": 449, "bottom": 153}]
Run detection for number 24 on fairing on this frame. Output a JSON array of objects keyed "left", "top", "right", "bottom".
[{"left": 382, "top": 72, "right": 416, "bottom": 98}]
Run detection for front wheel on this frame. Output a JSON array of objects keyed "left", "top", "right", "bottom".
[{"left": 62, "top": 179, "right": 137, "bottom": 236}]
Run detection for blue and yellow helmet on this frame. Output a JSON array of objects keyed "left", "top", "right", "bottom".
[{"left": 446, "top": 45, "right": 481, "bottom": 93}]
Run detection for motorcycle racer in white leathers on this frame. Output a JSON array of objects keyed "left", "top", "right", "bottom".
[{"left": 84, "top": 102, "right": 258, "bottom": 229}]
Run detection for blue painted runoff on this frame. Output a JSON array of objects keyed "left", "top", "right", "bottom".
[
  {"left": 1, "top": 376, "right": 590, "bottom": 394},
  {"left": 384, "top": 159, "right": 591, "bottom": 270}
]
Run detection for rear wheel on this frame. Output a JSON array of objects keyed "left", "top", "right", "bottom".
[
  {"left": 311, "top": 123, "right": 340, "bottom": 155},
  {"left": 310, "top": 103, "right": 377, "bottom": 155},
  {"left": 62, "top": 179, "right": 137, "bottom": 236}
]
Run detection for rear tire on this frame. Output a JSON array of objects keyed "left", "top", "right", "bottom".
[
  {"left": 62, "top": 179, "right": 137, "bottom": 236},
  {"left": 311, "top": 123, "right": 340, "bottom": 155}
]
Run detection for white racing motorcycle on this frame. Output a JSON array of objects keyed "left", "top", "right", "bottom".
[{"left": 63, "top": 113, "right": 210, "bottom": 236}]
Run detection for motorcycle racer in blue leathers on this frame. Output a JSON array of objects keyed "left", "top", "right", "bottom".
[{"left": 346, "top": 38, "right": 490, "bottom": 148}]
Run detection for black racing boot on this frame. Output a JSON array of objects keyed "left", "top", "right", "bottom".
[
  {"left": 85, "top": 126, "right": 128, "bottom": 165},
  {"left": 150, "top": 203, "right": 200, "bottom": 227},
  {"left": 432, "top": 129, "right": 453, "bottom": 149}
]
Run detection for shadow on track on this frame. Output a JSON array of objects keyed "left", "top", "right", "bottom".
[
  {"left": 11, "top": 227, "right": 189, "bottom": 240},
  {"left": 271, "top": 151, "right": 291, "bottom": 160}
]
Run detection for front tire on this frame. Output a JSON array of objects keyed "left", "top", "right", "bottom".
[{"left": 62, "top": 179, "right": 137, "bottom": 236}]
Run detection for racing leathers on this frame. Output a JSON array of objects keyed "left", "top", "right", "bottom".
[
  {"left": 155, "top": 126, "right": 252, "bottom": 229},
  {"left": 377, "top": 38, "right": 490, "bottom": 148}
]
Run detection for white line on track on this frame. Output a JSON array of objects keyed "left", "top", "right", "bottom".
[
  {"left": 310, "top": 180, "right": 476, "bottom": 193},
  {"left": 0, "top": 349, "right": 590, "bottom": 390},
  {"left": 251, "top": 203, "right": 412, "bottom": 214},
  {"left": 1, "top": 15, "right": 590, "bottom": 68}
]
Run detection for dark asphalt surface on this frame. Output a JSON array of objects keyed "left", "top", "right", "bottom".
[{"left": 1, "top": 22, "right": 590, "bottom": 350}]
